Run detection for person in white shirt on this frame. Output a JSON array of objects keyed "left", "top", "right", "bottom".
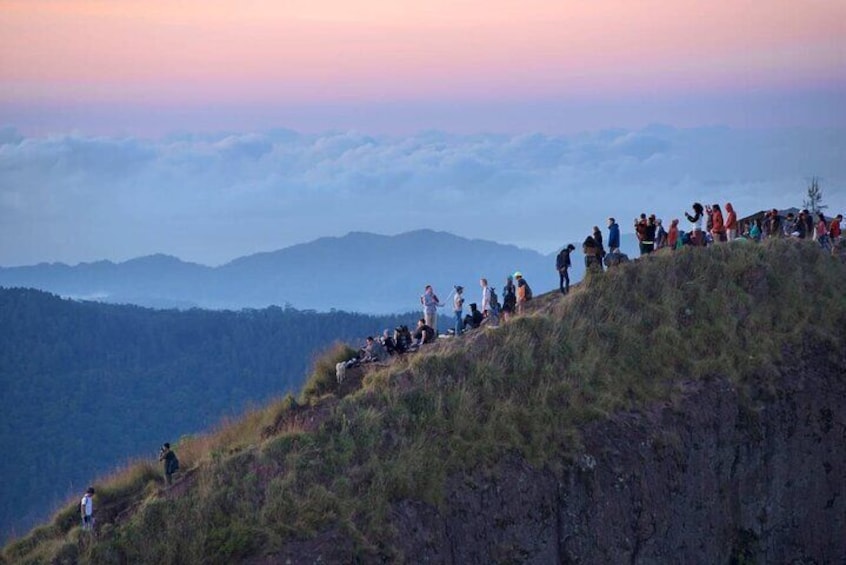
[
  {"left": 80, "top": 487, "right": 95, "bottom": 531},
  {"left": 480, "top": 278, "right": 491, "bottom": 317}
]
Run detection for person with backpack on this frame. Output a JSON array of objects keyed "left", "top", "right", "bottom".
[
  {"left": 514, "top": 272, "right": 532, "bottom": 315},
  {"left": 453, "top": 285, "right": 465, "bottom": 336},
  {"left": 159, "top": 443, "right": 179, "bottom": 486},
  {"left": 80, "top": 487, "right": 95, "bottom": 531},
  {"left": 501, "top": 276, "right": 517, "bottom": 322},
  {"left": 420, "top": 285, "right": 441, "bottom": 333},
  {"left": 556, "top": 244, "right": 575, "bottom": 294}
]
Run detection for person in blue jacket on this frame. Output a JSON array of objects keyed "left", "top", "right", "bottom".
[{"left": 607, "top": 217, "right": 620, "bottom": 253}]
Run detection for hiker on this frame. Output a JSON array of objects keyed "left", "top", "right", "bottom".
[
  {"left": 802, "top": 209, "right": 814, "bottom": 239},
  {"left": 749, "top": 218, "right": 763, "bottom": 241},
  {"left": 556, "top": 244, "right": 575, "bottom": 294},
  {"left": 583, "top": 236, "right": 603, "bottom": 272},
  {"left": 592, "top": 226, "right": 605, "bottom": 271},
  {"left": 710, "top": 204, "right": 726, "bottom": 242},
  {"left": 685, "top": 203, "right": 705, "bottom": 246},
  {"left": 501, "top": 276, "right": 517, "bottom": 322},
  {"left": 420, "top": 285, "right": 441, "bottom": 333},
  {"left": 607, "top": 217, "right": 620, "bottom": 253},
  {"left": 453, "top": 285, "right": 465, "bottom": 335},
  {"left": 725, "top": 203, "right": 738, "bottom": 241},
  {"left": 766, "top": 209, "right": 782, "bottom": 238},
  {"left": 412, "top": 318, "right": 436, "bottom": 345},
  {"left": 667, "top": 219, "right": 680, "bottom": 249},
  {"left": 362, "top": 336, "right": 387, "bottom": 362},
  {"left": 393, "top": 325, "right": 412, "bottom": 353},
  {"left": 654, "top": 219, "right": 668, "bottom": 250},
  {"left": 642, "top": 215, "right": 657, "bottom": 254},
  {"left": 514, "top": 272, "right": 532, "bottom": 315},
  {"left": 830, "top": 214, "right": 842, "bottom": 253},
  {"left": 784, "top": 213, "right": 802, "bottom": 238},
  {"left": 635, "top": 214, "right": 648, "bottom": 255},
  {"left": 815, "top": 213, "right": 831, "bottom": 250},
  {"left": 159, "top": 443, "right": 179, "bottom": 486},
  {"left": 485, "top": 286, "right": 501, "bottom": 327},
  {"left": 381, "top": 329, "right": 397, "bottom": 355},
  {"left": 80, "top": 487, "right": 95, "bottom": 531},
  {"left": 463, "top": 303, "right": 484, "bottom": 329},
  {"left": 480, "top": 278, "right": 492, "bottom": 319}
]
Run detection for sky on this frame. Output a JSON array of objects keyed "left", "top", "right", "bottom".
[{"left": 1, "top": 0, "right": 845, "bottom": 265}]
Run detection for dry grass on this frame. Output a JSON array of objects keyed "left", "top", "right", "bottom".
[{"left": 6, "top": 239, "right": 845, "bottom": 564}]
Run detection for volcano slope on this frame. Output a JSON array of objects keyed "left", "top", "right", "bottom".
[{"left": 4, "top": 239, "right": 846, "bottom": 564}]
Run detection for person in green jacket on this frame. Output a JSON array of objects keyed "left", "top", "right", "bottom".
[{"left": 159, "top": 443, "right": 179, "bottom": 486}]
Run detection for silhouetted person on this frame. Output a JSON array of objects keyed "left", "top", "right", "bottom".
[
  {"left": 556, "top": 244, "right": 575, "bottom": 294},
  {"left": 159, "top": 443, "right": 179, "bottom": 486}
]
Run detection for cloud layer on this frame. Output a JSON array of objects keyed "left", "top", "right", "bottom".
[{"left": 1, "top": 126, "right": 844, "bottom": 266}]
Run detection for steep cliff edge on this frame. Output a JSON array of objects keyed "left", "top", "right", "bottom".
[
  {"left": 4, "top": 240, "right": 845, "bottom": 564},
  {"left": 391, "top": 359, "right": 845, "bottom": 564}
]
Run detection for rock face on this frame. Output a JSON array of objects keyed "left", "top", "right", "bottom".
[{"left": 391, "top": 356, "right": 846, "bottom": 564}]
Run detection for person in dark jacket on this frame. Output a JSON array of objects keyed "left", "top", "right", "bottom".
[
  {"left": 501, "top": 277, "right": 517, "bottom": 322},
  {"left": 159, "top": 443, "right": 179, "bottom": 486},
  {"left": 463, "top": 303, "right": 484, "bottom": 329},
  {"left": 592, "top": 226, "right": 605, "bottom": 271},
  {"left": 556, "top": 244, "right": 576, "bottom": 294},
  {"left": 607, "top": 217, "right": 620, "bottom": 253},
  {"left": 412, "top": 318, "right": 436, "bottom": 345}
]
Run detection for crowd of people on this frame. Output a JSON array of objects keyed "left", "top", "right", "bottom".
[{"left": 346, "top": 202, "right": 845, "bottom": 367}]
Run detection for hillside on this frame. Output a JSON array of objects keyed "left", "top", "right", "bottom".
[
  {"left": 0, "top": 230, "right": 637, "bottom": 313},
  {"left": 0, "top": 290, "right": 417, "bottom": 544},
  {"left": 4, "top": 240, "right": 845, "bottom": 564}
]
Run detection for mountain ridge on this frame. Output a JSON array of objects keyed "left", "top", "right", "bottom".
[{"left": 5, "top": 239, "right": 844, "bottom": 563}]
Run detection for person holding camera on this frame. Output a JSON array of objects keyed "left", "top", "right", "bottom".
[{"left": 159, "top": 443, "right": 180, "bottom": 486}]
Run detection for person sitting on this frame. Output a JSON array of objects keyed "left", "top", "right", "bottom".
[
  {"left": 361, "top": 336, "right": 387, "bottom": 363},
  {"left": 381, "top": 329, "right": 397, "bottom": 355},
  {"left": 393, "top": 325, "right": 412, "bottom": 354},
  {"left": 412, "top": 318, "right": 436, "bottom": 346},
  {"left": 463, "top": 303, "right": 484, "bottom": 330}
]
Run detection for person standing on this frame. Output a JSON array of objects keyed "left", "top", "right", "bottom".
[
  {"left": 159, "top": 443, "right": 179, "bottom": 486},
  {"left": 420, "top": 285, "right": 441, "bottom": 333},
  {"left": 480, "top": 278, "right": 492, "bottom": 319},
  {"left": 607, "top": 217, "right": 620, "bottom": 253},
  {"left": 556, "top": 244, "right": 575, "bottom": 294},
  {"left": 710, "top": 204, "right": 726, "bottom": 242},
  {"left": 685, "top": 203, "right": 705, "bottom": 246},
  {"left": 80, "top": 487, "right": 95, "bottom": 531},
  {"left": 667, "top": 219, "right": 680, "bottom": 249},
  {"left": 453, "top": 285, "right": 465, "bottom": 335},
  {"left": 592, "top": 226, "right": 605, "bottom": 271},
  {"left": 501, "top": 276, "right": 517, "bottom": 323},
  {"left": 514, "top": 272, "right": 532, "bottom": 315},
  {"left": 725, "top": 203, "right": 738, "bottom": 241}
]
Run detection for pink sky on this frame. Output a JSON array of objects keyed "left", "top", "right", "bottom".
[{"left": 1, "top": 0, "right": 844, "bottom": 132}]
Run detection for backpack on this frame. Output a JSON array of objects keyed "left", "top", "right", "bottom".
[
  {"left": 172, "top": 455, "right": 180, "bottom": 472},
  {"left": 489, "top": 287, "right": 500, "bottom": 310},
  {"left": 524, "top": 282, "right": 533, "bottom": 300}
]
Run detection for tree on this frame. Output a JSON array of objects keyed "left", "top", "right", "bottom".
[{"left": 803, "top": 177, "right": 827, "bottom": 215}]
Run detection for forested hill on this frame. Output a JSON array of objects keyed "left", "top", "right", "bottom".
[{"left": 0, "top": 287, "right": 417, "bottom": 542}]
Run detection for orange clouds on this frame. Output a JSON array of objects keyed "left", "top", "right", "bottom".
[{"left": 1, "top": 0, "right": 844, "bottom": 105}]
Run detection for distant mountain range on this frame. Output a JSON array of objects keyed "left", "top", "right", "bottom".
[{"left": 0, "top": 230, "right": 639, "bottom": 313}]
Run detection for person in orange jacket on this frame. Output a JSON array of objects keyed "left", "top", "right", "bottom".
[{"left": 710, "top": 204, "right": 726, "bottom": 242}]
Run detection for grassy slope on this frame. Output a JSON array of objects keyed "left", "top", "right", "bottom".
[{"left": 4, "top": 240, "right": 846, "bottom": 564}]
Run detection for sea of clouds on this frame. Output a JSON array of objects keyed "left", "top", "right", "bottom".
[{"left": 1, "top": 125, "right": 844, "bottom": 266}]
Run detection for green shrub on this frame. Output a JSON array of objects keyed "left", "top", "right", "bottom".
[{"left": 300, "top": 342, "right": 358, "bottom": 403}]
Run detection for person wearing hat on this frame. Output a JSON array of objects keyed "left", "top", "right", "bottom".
[
  {"left": 453, "top": 285, "right": 465, "bottom": 336},
  {"left": 514, "top": 272, "right": 532, "bottom": 315},
  {"left": 80, "top": 487, "right": 95, "bottom": 531}
]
